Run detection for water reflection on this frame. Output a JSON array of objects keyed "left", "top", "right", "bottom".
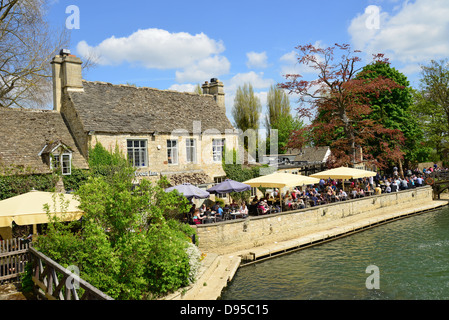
[{"left": 221, "top": 207, "right": 449, "bottom": 300}]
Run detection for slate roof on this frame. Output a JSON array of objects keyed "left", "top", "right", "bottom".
[
  {"left": 0, "top": 108, "right": 88, "bottom": 175},
  {"left": 67, "top": 81, "right": 234, "bottom": 134},
  {"left": 294, "top": 146, "right": 330, "bottom": 163}
]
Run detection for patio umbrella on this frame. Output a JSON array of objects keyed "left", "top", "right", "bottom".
[
  {"left": 243, "top": 172, "right": 320, "bottom": 189},
  {"left": 243, "top": 172, "right": 320, "bottom": 211},
  {"left": 310, "top": 166, "right": 376, "bottom": 180},
  {"left": 165, "top": 183, "right": 210, "bottom": 200},
  {"left": 206, "top": 179, "right": 251, "bottom": 194},
  {"left": 0, "top": 190, "right": 83, "bottom": 228}
]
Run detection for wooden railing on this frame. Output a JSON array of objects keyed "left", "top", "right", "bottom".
[
  {"left": 28, "top": 247, "right": 113, "bottom": 300},
  {"left": 0, "top": 238, "right": 31, "bottom": 283}
]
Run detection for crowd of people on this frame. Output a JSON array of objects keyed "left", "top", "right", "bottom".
[
  {"left": 185, "top": 164, "right": 448, "bottom": 225},
  {"left": 187, "top": 201, "right": 249, "bottom": 225}
]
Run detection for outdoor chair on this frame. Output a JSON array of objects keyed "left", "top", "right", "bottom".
[{"left": 223, "top": 209, "right": 231, "bottom": 220}]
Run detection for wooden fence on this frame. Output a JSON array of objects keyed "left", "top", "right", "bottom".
[
  {"left": 28, "top": 247, "right": 113, "bottom": 300},
  {"left": 1, "top": 238, "right": 113, "bottom": 300},
  {"left": 0, "top": 237, "right": 31, "bottom": 283}
]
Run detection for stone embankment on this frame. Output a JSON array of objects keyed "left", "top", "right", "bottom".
[{"left": 165, "top": 186, "right": 448, "bottom": 300}]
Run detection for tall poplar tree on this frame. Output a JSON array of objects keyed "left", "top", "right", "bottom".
[
  {"left": 265, "top": 84, "right": 291, "bottom": 130},
  {"left": 231, "top": 83, "right": 261, "bottom": 131},
  {"left": 265, "top": 85, "right": 303, "bottom": 153}
]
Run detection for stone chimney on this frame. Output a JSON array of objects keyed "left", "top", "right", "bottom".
[
  {"left": 202, "top": 78, "right": 225, "bottom": 112},
  {"left": 51, "top": 49, "right": 84, "bottom": 112}
]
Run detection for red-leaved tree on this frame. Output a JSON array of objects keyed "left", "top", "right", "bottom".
[{"left": 279, "top": 43, "right": 405, "bottom": 169}]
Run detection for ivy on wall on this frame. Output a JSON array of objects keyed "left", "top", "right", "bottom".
[
  {"left": 0, "top": 142, "right": 127, "bottom": 199},
  {"left": 0, "top": 174, "right": 59, "bottom": 200}
]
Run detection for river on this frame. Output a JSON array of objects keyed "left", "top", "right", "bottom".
[{"left": 220, "top": 205, "right": 449, "bottom": 300}]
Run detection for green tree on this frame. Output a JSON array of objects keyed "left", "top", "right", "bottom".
[
  {"left": 412, "top": 59, "right": 449, "bottom": 162},
  {"left": 265, "top": 85, "right": 291, "bottom": 130},
  {"left": 33, "top": 147, "right": 198, "bottom": 300},
  {"left": 356, "top": 61, "right": 430, "bottom": 167},
  {"left": 231, "top": 83, "right": 262, "bottom": 131},
  {"left": 264, "top": 85, "right": 303, "bottom": 153},
  {"left": 193, "top": 83, "right": 203, "bottom": 95}
]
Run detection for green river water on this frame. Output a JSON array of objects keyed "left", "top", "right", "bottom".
[{"left": 220, "top": 205, "right": 449, "bottom": 300}]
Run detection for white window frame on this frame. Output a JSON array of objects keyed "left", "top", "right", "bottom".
[
  {"left": 186, "top": 138, "right": 197, "bottom": 163},
  {"left": 167, "top": 139, "right": 178, "bottom": 165},
  {"left": 61, "top": 154, "right": 72, "bottom": 175},
  {"left": 50, "top": 152, "right": 72, "bottom": 175},
  {"left": 212, "top": 138, "right": 225, "bottom": 162},
  {"left": 214, "top": 176, "right": 227, "bottom": 198},
  {"left": 127, "top": 139, "right": 148, "bottom": 168}
]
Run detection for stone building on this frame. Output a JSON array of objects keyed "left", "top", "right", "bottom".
[
  {"left": 0, "top": 107, "right": 88, "bottom": 176},
  {"left": 52, "top": 51, "right": 238, "bottom": 186}
]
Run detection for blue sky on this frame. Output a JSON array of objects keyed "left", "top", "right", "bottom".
[{"left": 46, "top": 0, "right": 449, "bottom": 124}]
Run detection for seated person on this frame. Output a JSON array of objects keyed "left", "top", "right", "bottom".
[
  {"left": 214, "top": 205, "right": 224, "bottom": 221},
  {"left": 374, "top": 184, "right": 382, "bottom": 195},
  {"left": 251, "top": 196, "right": 259, "bottom": 205},
  {"left": 212, "top": 201, "right": 221, "bottom": 212},
  {"left": 310, "top": 194, "right": 318, "bottom": 206},
  {"left": 257, "top": 200, "right": 268, "bottom": 214},
  {"left": 192, "top": 209, "right": 203, "bottom": 224},
  {"left": 200, "top": 207, "right": 212, "bottom": 223},
  {"left": 339, "top": 189, "right": 348, "bottom": 200},
  {"left": 240, "top": 201, "right": 249, "bottom": 218},
  {"left": 297, "top": 198, "right": 305, "bottom": 209},
  {"left": 318, "top": 194, "right": 326, "bottom": 204},
  {"left": 284, "top": 197, "right": 292, "bottom": 209}
]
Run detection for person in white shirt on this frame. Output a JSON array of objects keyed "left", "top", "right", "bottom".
[{"left": 240, "top": 201, "right": 249, "bottom": 218}]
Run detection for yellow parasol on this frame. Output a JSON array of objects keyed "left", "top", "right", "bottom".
[
  {"left": 243, "top": 172, "right": 320, "bottom": 211},
  {"left": 0, "top": 190, "right": 83, "bottom": 228},
  {"left": 244, "top": 172, "right": 320, "bottom": 188},
  {"left": 310, "top": 166, "right": 376, "bottom": 180}
]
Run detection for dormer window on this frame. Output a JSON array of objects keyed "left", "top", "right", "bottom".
[
  {"left": 39, "top": 140, "right": 73, "bottom": 175},
  {"left": 51, "top": 153, "right": 72, "bottom": 175}
]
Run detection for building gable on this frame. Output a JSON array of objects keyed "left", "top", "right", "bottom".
[{"left": 0, "top": 108, "right": 88, "bottom": 175}]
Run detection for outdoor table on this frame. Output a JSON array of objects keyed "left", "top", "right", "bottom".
[{"left": 230, "top": 210, "right": 243, "bottom": 219}]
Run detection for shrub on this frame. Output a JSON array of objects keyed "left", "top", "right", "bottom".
[{"left": 33, "top": 147, "right": 198, "bottom": 300}]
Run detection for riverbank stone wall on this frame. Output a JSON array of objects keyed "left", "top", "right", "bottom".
[{"left": 196, "top": 186, "right": 434, "bottom": 254}]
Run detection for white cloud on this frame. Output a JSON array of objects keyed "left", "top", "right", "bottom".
[
  {"left": 279, "top": 41, "right": 325, "bottom": 78},
  {"left": 175, "top": 55, "right": 230, "bottom": 83},
  {"left": 246, "top": 51, "right": 268, "bottom": 69},
  {"left": 77, "top": 28, "right": 225, "bottom": 68},
  {"left": 348, "top": 0, "right": 449, "bottom": 67},
  {"left": 223, "top": 71, "right": 274, "bottom": 126},
  {"left": 168, "top": 83, "right": 197, "bottom": 93},
  {"left": 225, "top": 71, "right": 274, "bottom": 94},
  {"left": 76, "top": 28, "right": 230, "bottom": 83}
]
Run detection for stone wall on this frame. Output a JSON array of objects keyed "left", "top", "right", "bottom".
[
  {"left": 196, "top": 186, "right": 434, "bottom": 254},
  {"left": 90, "top": 132, "right": 237, "bottom": 184}
]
